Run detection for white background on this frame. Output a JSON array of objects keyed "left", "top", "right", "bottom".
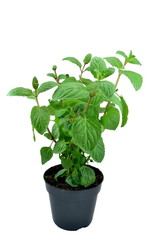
[{"left": 0, "top": 0, "right": 160, "bottom": 239}]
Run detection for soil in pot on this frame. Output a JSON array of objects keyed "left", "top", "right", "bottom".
[{"left": 44, "top": 164, "right": 104, "bottom": 231}]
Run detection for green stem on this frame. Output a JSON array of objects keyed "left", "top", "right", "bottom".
[
  {"left": 103, "top": 60, "right": 127, "bottom": 115},
  {"left": 54, "top": 69, "right": 59, "bottom": 83},
  {"left": 79, "top": 64, "right": 86, "bottom": 81},
  {"left": 84, "top": 86, "right": 97, "bottom": 113}
]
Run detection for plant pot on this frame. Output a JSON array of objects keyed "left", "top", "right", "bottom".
[{"left": 44, "top": 165, "right": 103, "bottom": 231}]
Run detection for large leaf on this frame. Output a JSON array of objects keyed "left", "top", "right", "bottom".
[
  {"left": 120, "top": 96, "right": 129, "bottom": 127},
  {"left": 104, "top": 57, "right": 123, "bottom": 69},
  {"left": 40, "top": 147, "right": 53, "bottom": 164},
  {"left": 80, "top": 166, "right": 96, "bottom": 187},
  {"left": 101, "top": 107, "right": 120, "bottom": 130},
  {"left": 7, "top": 87, "right": 33, "bottom": 97},
  {"left": 72, "top": 117, "right": 101, "bottom": 152},
  {"left": 53, "top": 140, "right": 66, "bottom": 154},
  {"left": 87, "top": 81, "right": 116, "bottom": 99},
  {"left": 52, "top": 82, "right": 89, "bottom": 100},
  {"left": 89, "top": 137, "right": 105, "bottom": 162},
  {"left": 63, "top": 57, "right": 82, "bottom": 68},
  {"left": 122, "top": 70, "right": 143, "bottom": 90},
  {"left": 90, "top": 57, "right": 107, "bottom": 79},
  {"left": 31, "top": 106, "right": 50, "bottom": 134},
  {"left": 38, "top": 81, "right": 58, "bottom": 94}
]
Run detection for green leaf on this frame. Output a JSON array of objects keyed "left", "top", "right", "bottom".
[
  {"left": 121, "top": 70, "right": 143, "bottom": 90},
  {"left": 38, "top": 81, "right": 58, "bottom": 94},
  {"left": 102, "top": 67, "right": 115, "bottom": 78},
  {"left": 87, "top": 81, "right": 116, "bottom": 99},
  {"left": 40, "top": 147, "right": 53, "bottom": 165},
  {"left": 116, "top": 50, "right": 127, "bottom": 59},
  {"left": 44, "top": 133, "right": 52, "bottom": 140},
  {"left": 52, "top": 123, "right": 60, "bottom": 139},
  {"left": 55, "top": 108, "right": 67, "bottom": 117},
  {"left": 54, "top": 169, "right": 67, "bottom": 181},
  {"left": 52, "top": 82, "right": 89, "bottom": 100},
  {"left": 61, "top": 77, "right": 77, "bottom": 84},
  {"left": 61, "top": 156, "right": 73, "bottom": 169},
  {"left": 32, "top": 77, "right": 39, "bottom": 90},
  {"left": 101, "top": 107, "right": 120, "bottom": 130},
  {"left": 58, "top": 74, "right": 67, "bottom": 80},
  {"left": 104, "top": 57, "right": 123, "bottom": 69},
  {"left": 85, "top": 67, "right": 91, "bottom": 72},
  {"left": 7, "top": 87, "right": 33, "bottom": 97},
  {"left": 90, "top": 57, "right": 107, "bottom": 79},
  {"left": 66, "top": 174, "right": 79, "bottom": 187},
  {"left": 80, "top": 166, "right": 96, "bottom": 187},
  {"left": 63, "top": 57, "right": 82, "bottom": 68},
  {"left": 83, "top": 53, "right": 92, "bottom": 64},
  {"left": 31, "top": 106, "right": 50, "bottom": 134},
  {"left": 120, "top": 96, "right": 129, "bottom": 127},
  {"left": 81, "top": 78, "right": 93, "bottom": 86},
  {"left": 72, "top": 117, "right": 101, "bottom": 152},
  {"left": 89, "top": 137, "right": 105, "bottom": 162},
  {"left": 53, "top": 140, "right": 66, "bottom": 154},
  {"left": 128, "top": 57, "right": 142, "bottom": 65},
  {"left": 47, "top": 73, "right": 56, "bottom": 78}
]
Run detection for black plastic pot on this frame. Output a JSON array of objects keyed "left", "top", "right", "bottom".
[{"left": 44, "top": 165, "right": 103, "bottom": 231}]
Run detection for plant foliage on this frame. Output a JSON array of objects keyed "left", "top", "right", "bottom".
[{"left": 7, "top": 50, "right": 143, "bottom": 188}]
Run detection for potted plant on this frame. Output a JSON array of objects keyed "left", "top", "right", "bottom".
[{"left": 7, "top": 50, "right": 143, "bottom": 231}]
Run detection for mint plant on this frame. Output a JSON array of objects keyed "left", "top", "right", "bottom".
[{"left": 7, "top": 51, "right": 143, "bottom": 188}]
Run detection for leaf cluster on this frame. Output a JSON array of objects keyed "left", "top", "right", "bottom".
[{"left": 7, "top": 51, "right": 143, "bottom": 188}]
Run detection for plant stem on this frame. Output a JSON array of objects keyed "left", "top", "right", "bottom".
[
  {"left": 84, "top": 86, "right": 97, "bottom": 113},
  {"left": 103, "top": 60, "right": 127, "bottom": 115},
  {"left": 54, "top": 70, "right": 59, "bottom": 83},
  {"left": 79, "top": 64, "right": 86, "bottom": 81}
]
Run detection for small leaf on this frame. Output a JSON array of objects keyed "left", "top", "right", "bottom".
[
  {"left": 63, "top": 57, "right": 82, "bottom": 68},
  {"left": 47, "top": 73, "right": 56, "bottom": 78},
  {"left": 7, "top": 87, "right": 33, "bottom": 97},
  {"left": 128, "top": 57, "right": 142, "bottom": 65},
  {"left": 89, "top": 137, "right": 105, "bottom": 162},
  {"left": 52, "top": 82, "right": 89, "bottom": 100},
  {"left": 38, "top": 81, "right": 58, "bottom": 94},
  {"left": 120, "top": 96, "right": 129, "bottom": 127},
  {"left": 83, "top": 53, "right": 92, "bottom": 64},
  {"left": 44, "top": 133, "right": 52, "bottom": 140},
  {"left": 40, "top": 147, "right": 53, "bottom": 165},
  {"left": 55, "top": 108, "right": 67, "bottom": 117},
  {"left": 54, "top": 169, "right": 67, "bottom": 180},
  {"left": 90, "top": 57, "right": 107, "bottom": 79},
  {"left": 102, "top": 67, "right": 115, "bottom": 78},
  {"left": 53, "top": 140, "right": 66, "bottom": 154},
  {"left": 58, "top": 74, "right": 67, "bottom": 80},
  {"left": 116, "top": 50, "right": 127, "bottom": 59},
  {"left": 31, "top": 106, "right": 50, "bottom": 134},
  {"left": 101, "top": 107, "right": 120, "bottom": 130},
  {"left": 85, "top": 67, "right": 91, "bottom": 72},
  {"left": 52, "top": 123, "right": 60, "bottom": 139},
  {"left": 32, "top": 77, "right": 39, "bottom": 90},
  {"left": 61, "top": 156, "right": 73, "bottom": 169},
  {"left": 61, "top": 77, "right": 77, "bottom": 84},
  {"left": 66, "top": 174, "right": 79, "bottom": 187},
  {"left": 81, "top": 78, "right": 93, "bottom": 86},
  {"left": 80, "top": 166, "right": 96, "bottom": 187},
  {"left": 122, "top": 70, "right": 143, "bottom": 90},
  {"left": 104, "top": 57, "right": 123, "bottom": 69}
]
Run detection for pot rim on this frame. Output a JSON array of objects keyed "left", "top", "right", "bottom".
[{"left": 43, "top": 164, "right": 104, "bottom": 192}]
